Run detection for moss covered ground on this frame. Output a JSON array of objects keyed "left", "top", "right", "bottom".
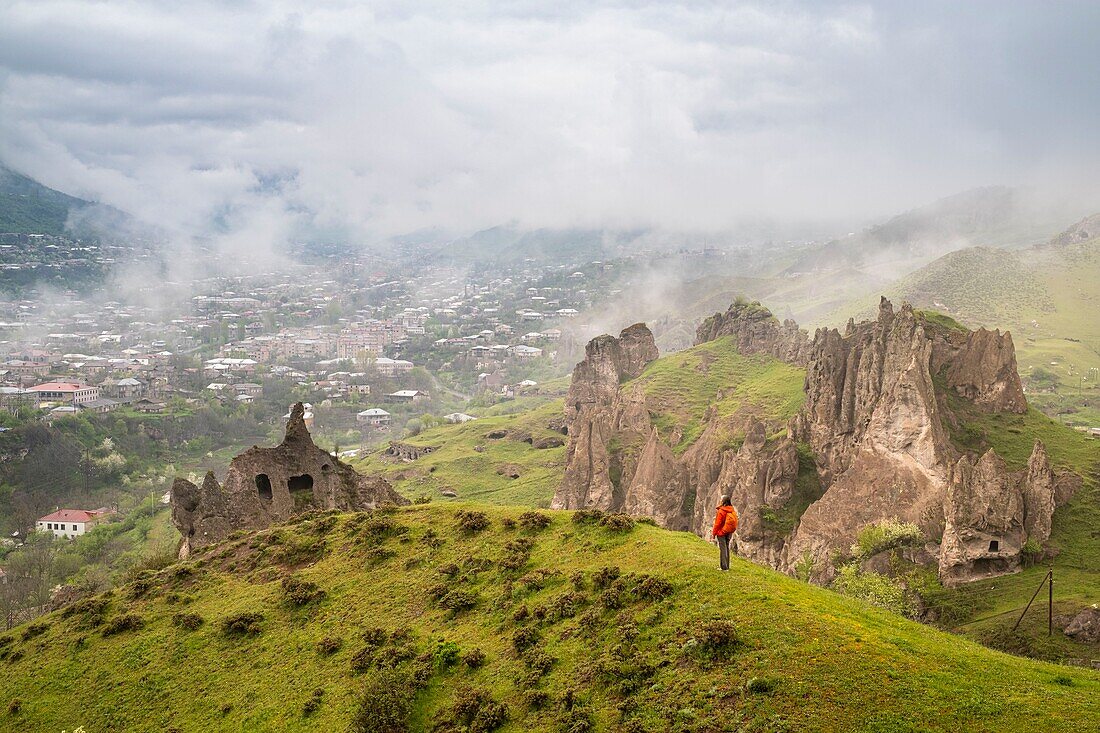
[{"left": 2, "top": 504, "right": 1097, "bottom": 732}]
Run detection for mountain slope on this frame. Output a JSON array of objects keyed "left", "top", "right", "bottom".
[
  {"left": 0, "top": 166, "right": 98, "bottom": 236},
  {"left": 3, "top": 504, "right": 1097, "bottom": 732},
  {"left": 822, "top": 215, "right": 1100, "bottom": 425}
]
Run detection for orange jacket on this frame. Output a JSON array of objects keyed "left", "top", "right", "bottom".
[{"left": 712, "top": 505, "right": 738, "bottom": 537}]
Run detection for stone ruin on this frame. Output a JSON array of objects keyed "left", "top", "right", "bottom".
[{"left": 171, "top": 402, "right": 406, "bottom": 556}]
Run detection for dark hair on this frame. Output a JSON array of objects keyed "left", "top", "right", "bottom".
[{"left": 719, "top": 496, "right": 732, "bottom": 507}]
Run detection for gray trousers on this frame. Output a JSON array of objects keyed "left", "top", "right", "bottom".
[{"left": 717, "top": 534, "right": 730, "bottom": 571}]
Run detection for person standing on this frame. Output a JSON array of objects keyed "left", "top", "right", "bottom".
[{"left": 710, "top": 496, "right": 739, "bottom": 571}]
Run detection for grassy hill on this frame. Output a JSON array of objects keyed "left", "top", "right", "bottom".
[
  {"left": 2, "top": 503, "right": 1097, "bottom": 732},
  {"left": 352, "top": 396, "right": 568, "bottom": 507},
  {"left": 627, "top": 336, "right": 806, "bottom": 453}
]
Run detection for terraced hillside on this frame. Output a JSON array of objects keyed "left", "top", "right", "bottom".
[{"left": 3, "top": 504, "right": 1097, "bottom": 732}]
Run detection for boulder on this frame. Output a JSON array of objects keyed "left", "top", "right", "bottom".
[{"left": 1064, "top": 606, "right": 1100, "bottom": 643}]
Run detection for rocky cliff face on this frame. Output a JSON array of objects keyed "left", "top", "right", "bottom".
[
  {"left": 171, "top": 403, "right": 405, "bottom": 556},
  {"left": 552, "top": 324, "right": 661, "bottom": 517},
  {"left": 553, "top": 296, "right": 1074, "bottom": 586}
]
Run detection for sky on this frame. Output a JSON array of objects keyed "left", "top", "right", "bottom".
[{"left": 1, "top": 1, "right": 1099, "bottom": 246}]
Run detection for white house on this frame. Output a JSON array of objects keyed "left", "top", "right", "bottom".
[
  {"left": 36, "top": 508, "right": 114, "bottom": 539},
  {"left": 357, "top": 408, "right": 392, "bottom": 426}
]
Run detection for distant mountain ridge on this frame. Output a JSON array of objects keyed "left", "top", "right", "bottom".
[{"left": 0, "top": 165, "right": 132, "bottom": 238}]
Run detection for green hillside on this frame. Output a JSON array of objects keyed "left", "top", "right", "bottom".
[
  {"left": 0, "top": 166, "right": 92, "bottom": 235},
  {"left": 3, "top": 503, "right": 1097, "bottom": 732},
  {"left": 627, "top": 336, "right": 806, "bottom": 453},
  {"left": 352, "top": 397, "right": 567, "bottom": 507}
]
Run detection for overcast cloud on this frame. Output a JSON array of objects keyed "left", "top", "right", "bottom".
[{"left": 1, "top": 1, "right": 1099, "bottom": 245}]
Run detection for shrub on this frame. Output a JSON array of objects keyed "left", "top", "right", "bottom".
[
  {"left": 1021, "top": 538, "right": 1043, "bottom": 566},
  {"left": 457, "top": 510, "right": 491, "bottom": 533},
  {"left": 695, "top": 619, "right": 740, "bottom": 655},
  {"left": 512, "top": 604, "right": 530, "bottom": 623},
  {"left": 302, "top": 688, "right": 324, "bottom": 716},
  {"left": 438, "top": 589, "right": 479, "bottom": 614},
  {"left": 463, "top": 647, "right": 486, "bottom": 668},
  {"left": 600, "top": 583, "right": 625, "bottom": 610},
  {"left": 518, "top": 511, "right": 551, "bottom": 530},
  {"left": 317, "top": 636, "right": 342, "bottom": 655},
  {"left": 172, "top": 612, "right": 204, "bottom": 631},
  {"left": 599, "top": 514, "right": 635, "bottom": 532},
  {"left": 592, "top": 566, "right": 621, "bottom": 589},
  {"left": 20, "top": 622, "right": 48, "bottom": 642},
  {"left": 102, "top": 613, "right": 144, "bottom": 636},
  {"left": 525, "top": 689, "right": 550, "bottom": 709},
  {"left": 572, "top": 509, "right": 604, "bottom": 525},
  {"left": 445, "top": 687, "right": 509, "bottom": 733},
  {"left": 499, "top": 538, "right": 534, "bottom": 571},
  {"left": 350, "top": 668, "right": 417, "bottom": 733},
  {"left": 633, "top": 574, "right": 674, "bottom": 601},
  {"left": 746, "top": 677, "right": 778, "bottom": 694},
  {"left": 437, "top": 562, "right": 460, "bottom": 577},
  {"left": 365, "top": 546, "right": 395, "bottom": 564},
  {"left": 414, "top": 495, "right": 432, "bottom": 505},
  {"left": 282, "top": 576, "right": 326, "bottom": 605},
  {"left": 433, "top": 639, "right": 461, "bottom": 669},
  {"left": 222, "top": 611, "right": 264, "bottom": 635},
  {"left": 7, "top": 699, "right": 21, "bottom": 715},
  {"left": 832, "top": 563, "right": 910, "bottom": 616},
  {"left": 851, "top": 519, "right": 923, "bottom": 559},
  {"left": 570, "top": 570, "right": 586, "bottom": 591},
  {"left": 522, "top": 647, "right": 555, "bottom": 677},
  {"left": 512, "top": 627, "right": 540, "bottom": 653},
  {"left": 500, "top": 517, "right": 517, "bottom": 530},
  {"left": 271, "top": 533, "right": 327, "bottom": 565}
]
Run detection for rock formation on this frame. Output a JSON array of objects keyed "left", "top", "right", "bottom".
[
  {"left": 695, "top": 299, "right": 811, "bottom": 365},
  {"left": 552, "top": 324, "right": 659, "bottom": 514},
  {"left": 938, "top": 441, "right": 1056, "bottom": 585},
  {"left": 171, "top": 403, "right": 405, "bottom": 556},
  {"left": 944, "top": 328, "right": 1027, "bottom": 413},
  {"left": 552, "top": 296, "right": 1077, "bottom": 586}
]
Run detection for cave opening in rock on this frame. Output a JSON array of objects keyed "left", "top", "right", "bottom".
[
  {"left": 321, "top": 463, "right": 331, "bottom": 472},
  {"left": 255, "top": 474, "right": 273, "bottom": 501},
  {"left": 988, "top": 539, "right": 1000, "bottom": 553},
  {"left": 288, "top": 474, "right": 314, "bottom": 510}
]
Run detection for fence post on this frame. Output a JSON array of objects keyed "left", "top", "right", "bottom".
[{"left": 1048, "top": 565, "right": 1054, "bottom": 637}]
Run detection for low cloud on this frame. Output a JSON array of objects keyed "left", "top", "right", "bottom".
[{"left": 2, "top": 1, "right": 1099, "bottom": 250}]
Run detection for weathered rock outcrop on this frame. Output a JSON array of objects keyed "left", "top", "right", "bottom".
[
  {"left": 938, "top": 441, "right": 1056, "bottom": 584},
  {"left": 944, "top": 328, "right": 1027, "bottom": 413},
  {"left": 385, "top": 441, "right": 438, "bottom": 461},
  {"left": 695, "top": 300, "right": 811, "bottom": 365},
  {"left": 553, "top": 294, "right": 1074, "bottom": 587},
  {"left": 552, "top": 324, "right": 659, "bottom": 513},
  {"left": 171, "top": 403, "right": 405, "bottom": 556}
]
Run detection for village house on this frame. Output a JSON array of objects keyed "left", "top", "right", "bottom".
[
  {"left": 27, "top": 381, "right": 100, "bottom": 406},
  {"left": 357, "top": 407, "right": 392, "bottom": 427},
  {"left": 36, "top": 508, "right": 115, "bottom": 539},
  {"left": 384, "top": 389, "right": 430, "bottom": 404}
]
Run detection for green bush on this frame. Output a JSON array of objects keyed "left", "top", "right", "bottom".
[
  {"left": 851, "top": 519, "right": 924, "bottom": 559},
  {"left": 517, "top": 511, "right": 551, "bottom": 530},
  {"left": 222, "top": 612, "right": 264, "bottom": 635},
  {"left": 101, "top": 613, "right": 144, "bottom": 636},
  {"left": 599, "top": 514, "right": 635, "bottom": 532},
  {"left": 316, "top": 636, "right": 342, "bottom": 655},
  {"left": 832, "top": 564, "right": 910, "bottom": 616},
  {"left": 172, "top": 612, "right": 204, "bottom": 631},
  {"left": 282, "top": 575, "right": 326, "bottom": 605},
  {"left": 457, "top": 510, "right": 491, "bottom": 533},
  {"left": 349, "top": 668, "right": 416, "bottom": 733}
]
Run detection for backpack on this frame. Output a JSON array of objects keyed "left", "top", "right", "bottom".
[{"left": 721, "top": 506, "right": 739, "bottom": 535}]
